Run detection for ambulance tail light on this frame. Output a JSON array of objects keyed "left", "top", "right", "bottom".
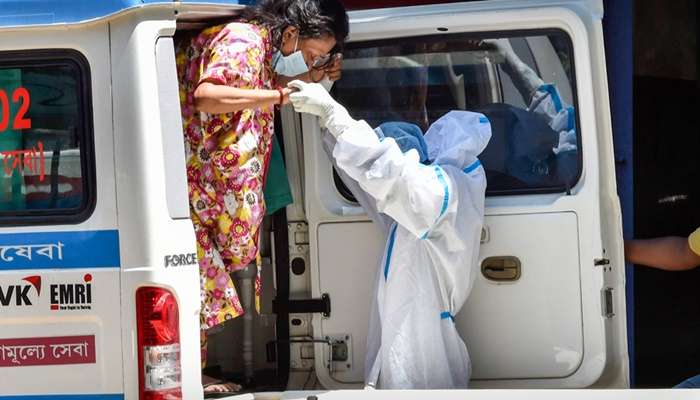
[{"left": 136, "top": 287, "right": 182, "bottom": 400}]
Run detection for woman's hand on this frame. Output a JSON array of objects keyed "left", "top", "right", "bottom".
[
  {"left": 280, "top": 87, "right": 294, "bottom": 105},
  {"left": 308, "top": 53, "right": 343, "bottom": 83},
  {"left": 323, "top": 54, "right": 343, "bottom": 81}
]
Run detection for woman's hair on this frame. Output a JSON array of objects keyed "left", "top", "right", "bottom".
[{"left": 241, "top": 0, "right": 349, "bottom": 52}]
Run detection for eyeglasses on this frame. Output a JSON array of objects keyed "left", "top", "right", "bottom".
[{"left": 311, "top": 53, "right": 339, "bottom": 70}]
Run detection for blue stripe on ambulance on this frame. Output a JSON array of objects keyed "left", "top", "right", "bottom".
[{"left": 0, "top": 230, "right": 120, "bottom": 270}]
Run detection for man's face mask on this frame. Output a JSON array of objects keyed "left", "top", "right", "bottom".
[{"left": 272, "top": 34, "right": 309, "bottom": 77}]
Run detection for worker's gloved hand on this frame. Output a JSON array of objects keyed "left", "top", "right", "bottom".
[
  {"left": 288, "top": 80, "right": 354, "bottom": 137},
  {"left": 288, "top": 80, "right": 335, "bottom": 118}
]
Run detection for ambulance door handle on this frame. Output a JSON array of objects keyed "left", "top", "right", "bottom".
[{"left": 481, "top": 256, "right": 521, "bottom": 282}]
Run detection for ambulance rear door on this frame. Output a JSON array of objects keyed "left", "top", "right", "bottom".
[{"left": 296, "top": 0, "right": 628, "bottom": 389}]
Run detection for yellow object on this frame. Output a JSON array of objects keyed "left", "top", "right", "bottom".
[{"left": 688, "top": 227, "right": 700, "bottom": 256}]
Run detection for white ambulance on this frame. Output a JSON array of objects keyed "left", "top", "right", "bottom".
[{"left": 0, "top": 0, "right": 640, "bottom": 399}]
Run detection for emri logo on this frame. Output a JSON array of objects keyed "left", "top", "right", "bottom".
[
  {"left": 0, "top": 276, "right": 41, "bottom": 307},
  {"left": 50, "top": 274, "right": 93, "bottom": 311}
]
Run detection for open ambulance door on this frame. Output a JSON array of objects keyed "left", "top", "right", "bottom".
[{"left": 289, "top": 0, "right": 628, "bottom": 390}]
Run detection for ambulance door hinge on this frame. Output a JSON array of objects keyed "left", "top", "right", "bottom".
[
  {"left": 289, "top": 222, "right": 309, "bottom": 251},
  {"left": 601, "top": 287, "right": 614, "bottom": 319},
  {"left": 273, "top": 293, "right": 331, "bottom": 318},
  {"left": 594, "top": 258, "right": 610, "bottom": 266},
  {"left": 288, "top": 222, "right": 310, "bottom": 278}
]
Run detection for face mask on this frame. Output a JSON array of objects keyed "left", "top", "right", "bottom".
[{"left": 272, "top": 35, "right": 309, "bottom": 77}]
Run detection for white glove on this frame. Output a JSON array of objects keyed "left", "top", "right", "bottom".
[
  {"left": 319, "top": 76, "right": 335, "bottom": 92},
  {"left": 288, "top": 80, "right": 354, "bottom": 138},
  {"left": 288, "top": 80, "right": 335, "bottom": 118}
]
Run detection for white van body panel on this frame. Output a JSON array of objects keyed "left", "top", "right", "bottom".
[{"left": 0, "top": 22, "right": 122, "bottom": 396}]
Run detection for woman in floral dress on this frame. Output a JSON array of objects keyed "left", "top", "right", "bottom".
[{"left": 176, "top": 0, "right": 348, "bottom": 393}]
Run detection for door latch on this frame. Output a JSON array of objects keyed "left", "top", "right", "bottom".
[
  {"left": 481, "top": 256, "right": 521, "bottom": 282},
  {"left": 602, "top": 287, "right": 614, "bottom": 318}
]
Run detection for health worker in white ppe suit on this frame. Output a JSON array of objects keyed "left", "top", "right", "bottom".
[{"left": 287, "top": 79, "right": 491, "bottom": 389}]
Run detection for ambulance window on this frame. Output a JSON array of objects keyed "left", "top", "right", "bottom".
[
  {"left": 331, "top": 30, "right": 581, "bottom": 198},
  {"left": 0, "top": 50, "right": 94, "bottom": 224}
]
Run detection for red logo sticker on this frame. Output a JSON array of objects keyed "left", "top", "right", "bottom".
[
  {"left": 0, "top": 335, "right": 95, "bottom": 367},
  {"left": 22, "top": 275, "right": 41, "bottom": 296}
]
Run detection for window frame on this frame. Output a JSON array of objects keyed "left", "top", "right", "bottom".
[
  {"left": 0, "top": 49, "right": 96, "bottom": 226},
  {"left": 331, "top": 28, "right": 583, "bottom": 198}
]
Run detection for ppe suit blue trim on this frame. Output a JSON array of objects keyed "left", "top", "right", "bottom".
[
  {"left": 463, "top": 159, "right": 482, "bottom": 174},
  {"left": 435, "top": 167, "right": 450, "bottom": 220},
  {"left": 383, "top": 223, "right": 398, "bottom": 280},
  {"left": 420, "top": 166, "right": 449, "bottom": 240},
  {"left": 539, "top": 84, "right": 563, "bottom": 112},
  {"left": 440, "top": 311, "right": 455, "bottom": 322},
  {"left": 566, "top": 106, "right": 575, "bottom": 131}
]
